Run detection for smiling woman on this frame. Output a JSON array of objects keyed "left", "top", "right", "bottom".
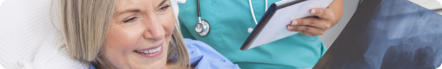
[
  {"left": 59, "top": 0, "right": 238, "bottom": 69},
  {"left": 60, "top": 0, "right": 189, "bottom": 69}
]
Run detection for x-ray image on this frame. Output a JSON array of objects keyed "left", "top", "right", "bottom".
[{"left": 314, "top": 0, "right": 442, "bottom": 69}]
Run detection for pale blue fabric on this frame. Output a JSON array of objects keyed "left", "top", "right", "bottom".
[
  {"left": 90, "top": 38, "right": 239, "bottom": 69},
  {"left": 89, "top": 65, "right": 96, "bottom": 69},
  {"left": 184, "top": 38, "right": 240, "bottom": 69}
]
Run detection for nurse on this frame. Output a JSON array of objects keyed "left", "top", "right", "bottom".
[{"left": 178, "top": 0, "right": 343, "bottom": 68}]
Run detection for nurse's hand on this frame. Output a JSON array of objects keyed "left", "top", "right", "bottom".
[{"left": 286, "top": 8, "right": 339, "bottom": 36}]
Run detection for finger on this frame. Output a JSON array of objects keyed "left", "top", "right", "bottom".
[
  {"left": 289, "top": 19, "right": 299, "bottom": 26},
  {"left": 310, "top": 8, "right": 335, "bottom": 21},
  {"left": 290, "top": 18, "right": 332, "bottom": 30},
  {"left": 296, "top": 25, "right": 325, "bottom": 36},
  {"left": 287, "top": 25, "right": 301, "bottom": 32},
  {"left": 291, "top": 26, "right": 312, "bottom": 36},
  {"left": 287, "top": 19, "right": 301, "bottom": 32}
]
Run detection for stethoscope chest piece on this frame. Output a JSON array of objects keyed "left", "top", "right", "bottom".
[{"left": 195, "top": 19, "right": 210, "bottom": 36}]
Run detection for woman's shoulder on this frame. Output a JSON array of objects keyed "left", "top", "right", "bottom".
[
  {"left": 183, "top": 38, "right": 216, "bottom": 52},
  {"left": 183, "top": 38, "right": 240, "bottom": 69}
]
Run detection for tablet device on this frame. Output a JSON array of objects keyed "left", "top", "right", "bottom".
[{"left": 241, "top": 0, "right": 333, "bottom": 50}]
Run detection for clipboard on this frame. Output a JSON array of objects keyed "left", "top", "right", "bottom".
[{"left": 241, "top": 0, "right": 333, "bottom": 50}]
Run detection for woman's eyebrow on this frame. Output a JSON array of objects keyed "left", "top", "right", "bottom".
[
  {"left": 116, "top": 9, "right": 140, "bottom": 16},
  {"left": 158, "top": 0, "right": 169, "bottom": 7}
]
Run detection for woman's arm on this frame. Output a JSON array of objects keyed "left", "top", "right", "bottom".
[{"left": 287, "top": 0, "right": 344, "bottom": 36}]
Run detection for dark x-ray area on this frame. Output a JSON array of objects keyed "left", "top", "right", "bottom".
[{"left": 314, "top": 0, "right": 442, "bottom": 69}]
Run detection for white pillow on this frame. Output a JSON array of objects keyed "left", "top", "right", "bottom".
[
  {"left": 0, "top": 64, "right": 4, "bottom": 69},
  {"left": 0, "top": 0, "right": 86, "bottom": 69},
  {"left": 439, "top": 0, "right": 442, "bottom": 6},
  {"left": 0, "top": 0, "right": 4, "bottom": 6},
  {"left": 0, "top": 0, "right": 181, "bottom": 69}
]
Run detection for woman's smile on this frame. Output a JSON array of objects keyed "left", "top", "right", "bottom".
[{"left": 134, "top": 42, "right": 164, "bottom": 58}]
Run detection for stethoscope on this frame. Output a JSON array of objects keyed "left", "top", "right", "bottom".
[{"left": 195, "top": 0, "right": 268, "bottom": 37}]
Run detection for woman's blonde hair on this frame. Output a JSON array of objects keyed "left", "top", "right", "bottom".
[{"left": 59, "top": 0, "right": 189, "bottom": 68}]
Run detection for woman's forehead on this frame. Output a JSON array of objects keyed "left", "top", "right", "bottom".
[{"left": 115, "top": 0, "right": 169, "bottom": 11}]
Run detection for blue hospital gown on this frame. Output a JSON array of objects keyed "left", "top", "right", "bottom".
[{"left": 90, "top": 38, "right": 239, "bottom": 69}]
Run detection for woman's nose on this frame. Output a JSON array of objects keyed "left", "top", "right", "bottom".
[{"left": 143, "top": 18, "right": 165, "bottom": 41}]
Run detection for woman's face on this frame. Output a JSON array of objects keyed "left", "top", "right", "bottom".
[{"left": 102, "top": 0, "right": 175, "bottom": 68}]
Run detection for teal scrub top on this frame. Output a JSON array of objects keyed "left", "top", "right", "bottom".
[{"left": 178, "top": 0, "right": 327, "bottom": 68}]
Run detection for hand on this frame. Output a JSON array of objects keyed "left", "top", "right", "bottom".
[{"left": 287, "top": 8, "right": 339, "bottom": 36}]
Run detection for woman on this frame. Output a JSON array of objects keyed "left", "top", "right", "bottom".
[
  {"left": 59, "top": 0, "right": 239, "bottom": 69},
  {"left": 178, "top": 0, "right": 343, "bottom": 68}
]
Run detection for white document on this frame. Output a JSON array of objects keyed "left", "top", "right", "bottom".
[{"left": 243, "top": 0, "right": 333, "bottom": 50}]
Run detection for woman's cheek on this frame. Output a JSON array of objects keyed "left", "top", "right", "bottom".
[
  {"left": 106, "top": 25, "right": 141, "bottom": 48},
  {"left": 162, "top": 14, "right": 176, "bottom": 36},
  {"left": 163, "top": 23, "right": 174, "bottom": 36}
]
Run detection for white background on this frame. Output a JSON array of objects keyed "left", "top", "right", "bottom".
[{"left": 0, "top": 0, "right": 5, "bottom": 6}]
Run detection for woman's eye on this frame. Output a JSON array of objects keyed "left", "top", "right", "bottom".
[
  {"left": 122, "top": 16, "right": 137, "bottom": 23},
  {"left": 159, "top": 4, "right": 170, "bottom": 11}
]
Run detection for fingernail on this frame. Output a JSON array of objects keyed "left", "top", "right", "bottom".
[
  {"left": 291, "top": 20, "right": 298, "bottom": 25},
  {"left": 287, "top": 26, "right": 296, "bottom": 31},
  {"left": 310, "top": 9, "right": 316, "bottom": 14}
]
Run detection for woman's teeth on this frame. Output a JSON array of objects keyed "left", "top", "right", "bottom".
[{"left": 136, "top": 46, "right": 162, "bottom": 54}]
